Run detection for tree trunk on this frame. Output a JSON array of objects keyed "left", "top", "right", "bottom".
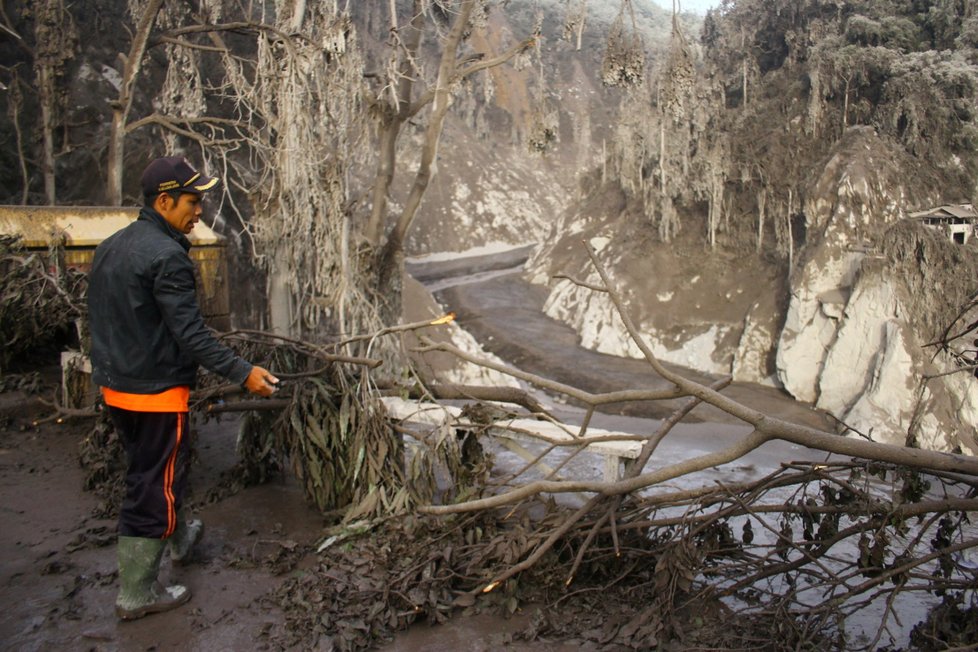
[
  {"left": 741, "top": 27, "right": 748, "bottom": 107},
  {"left": 289, "top": 0, "right": 306, "bottom": 32},
  {"left": 9, "top": 80, "right": 29, "bottom": 204},
  {"left": 365, "top": 0, "right": 425, "bottom": 245},
  {"left": 842, "top": 75, "right": 850, "bottom": 135},
  {"left": 388, "top": 0, "right": 476, "bottom": 248},
  {"left": 756, "top": 188, "right": 766, "bottom": 252},
  {"left": 367, "top": 110, "right": 405, "bottom": 245},
  {"left": 268, "top": 242, "right": 294, "bottom": 336},
  {"left": 39, "top": 65, "right": 56, "bottom": 204},
  {"left": 659, "top": 117, "right": 666, "bottom": 191},
  {"left": 33, "top": 0, "right": 71, "bottom": 205},
  {"left": 787, "top": 188, "right": 794, "bottom": 268},
  {"left": 106, "top": 0, "right": 165, "bottom": 205}
]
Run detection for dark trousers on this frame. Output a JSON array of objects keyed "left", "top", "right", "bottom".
[{"left": 107, "top": 406, "right": 190, "bottom": 539}]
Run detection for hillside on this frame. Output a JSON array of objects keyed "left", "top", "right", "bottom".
[
  {"left": 365, "top": 0, "right": 687, "bottom": 255},
  {"left": 527, "top": 0, "right": 978, "bottom": 451}
]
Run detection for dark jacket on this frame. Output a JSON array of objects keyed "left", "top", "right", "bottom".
[{"left": 88, "top": 207, "right": 251, "bottom": 393}]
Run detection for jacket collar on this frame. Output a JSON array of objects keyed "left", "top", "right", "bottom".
[{"left": 138, "top": 206, "right": 192, "bottom": 252}]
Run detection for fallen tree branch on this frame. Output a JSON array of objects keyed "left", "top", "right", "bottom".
[
  {"left": 415, "top": 337, "right": 686, "bottom": 406},
  {"left": 334, "top": 314, "right": 457, "bottom": 349},
  {"left": 374, "top": 380, "right": 550, "bottom": 417},
  {"left": 219, "top": 328, "right": 383, "bottom": 368},
  {"left": 417, "top": 429, "right": 774, "bottom": 514},
  {"left": 414, "top": 244, "right": 978, "bottom": 518}
]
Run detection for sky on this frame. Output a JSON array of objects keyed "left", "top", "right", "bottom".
[{"left": 652, "top": 0, "right": 720, "bottom": 14}]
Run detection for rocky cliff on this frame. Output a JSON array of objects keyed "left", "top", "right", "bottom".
[
  {"left": 520, "top": 0, "right": 978, "bottom": 453},
  {"left": 528, "top": 124, "right": 978, "bottom": 453},
  {"left": 777, "top": 127, "right": 978, "bottom": 452}
]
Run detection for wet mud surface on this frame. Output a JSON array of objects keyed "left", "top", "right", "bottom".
[
  {"left": 0, "top": 389, "right": 324, "bottom": 651},
  {"left": 0, "top": 385, "right": 582, "bottom": 651}
]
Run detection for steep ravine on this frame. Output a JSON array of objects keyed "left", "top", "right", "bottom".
[
  {"left": 403, "top": 257, "right": 833, "bottom": 431},
  {"left": 523, "top": 127, "right": 978, "bottom": 453}
]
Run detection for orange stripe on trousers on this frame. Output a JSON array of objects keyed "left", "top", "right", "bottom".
[{"left": 162, "top": 413, "right": 183, "bottom": 538}]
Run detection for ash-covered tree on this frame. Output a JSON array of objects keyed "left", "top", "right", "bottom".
[
  {"left": 90, "top": 0, "right": 540, "bottom": 342},
  {"left": 0, "top": 0, "right": 77, "bottom": 204},
  {"left": 609, "top": 0, "right": 978, "bottom": 257}
]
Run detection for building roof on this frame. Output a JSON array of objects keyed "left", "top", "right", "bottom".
[
  {"left": 908, "top": 203, "right": 977, "bottom": 220},
  {"left": 0, "top": 205, "right": 223, "bottom": 247}
]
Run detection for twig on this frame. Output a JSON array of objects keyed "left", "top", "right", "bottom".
[
  {"left": 219, "top": 328, "right": 383, "bottom": 368},
  {"left": 334, "top": 314, "right": 457, "bottom": 349},
  {"left": 552, "top": 273, "right": 607, "bottom": 293},
  {"left": 477, "top": 494, "right": 605, "bottom": 595},
  {"left": 33, "top": 392, "right": 98, "bottom": 425},
  {"left": 416, "top": 336, "right": 686, "bottom": 407}
]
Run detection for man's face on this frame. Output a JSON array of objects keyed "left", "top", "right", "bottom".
[{"left": 157, "top": 192, "right": 203, "bottom": 234}]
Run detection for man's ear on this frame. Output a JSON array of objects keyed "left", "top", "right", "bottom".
[{"left": 153, "top": 192, "right": 170, "bottom": 212}]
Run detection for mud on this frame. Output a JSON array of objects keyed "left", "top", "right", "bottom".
[
  {"left": 0, "top": 377, "right": 579, "bottom": 651},
  {"left": 0, "top": 383, "right": 323, "bottom": 651}
]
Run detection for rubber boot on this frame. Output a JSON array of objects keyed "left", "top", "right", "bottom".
[
  {"left": 169, "top": 516, "right": 204, "bottom": 565},
  {"left": 115, "top": 536, "right": 191, "bottom": 620}
]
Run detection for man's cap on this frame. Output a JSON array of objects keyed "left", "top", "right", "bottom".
[{"left": 140, "top": 156, "right": 220, "bottom": 197}]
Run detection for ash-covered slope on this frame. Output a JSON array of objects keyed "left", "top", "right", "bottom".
[
  {"left": 524, "top": 1, "right": 978, "bottom": 452},
  {"left": 778, "top": 128, "right": 978, "bottom": 453},
  {"left": 374, "top": 0, "right": 680, "bottom": 255},
  {"left": 529, "top": 124, "right": 978, "bottom": 453}
]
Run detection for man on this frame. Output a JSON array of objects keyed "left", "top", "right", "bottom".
[{"left": 87, "top": 156, "right": 279, "bottom": 620}]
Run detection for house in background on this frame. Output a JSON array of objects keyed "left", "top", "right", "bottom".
[{"left": 908, "top": 203, "right": 978, "bottom": 245}]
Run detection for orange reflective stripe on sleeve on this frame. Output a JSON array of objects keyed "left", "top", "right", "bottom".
[{"left": 101, "top": 386, "right": 190, "bottom": 412}]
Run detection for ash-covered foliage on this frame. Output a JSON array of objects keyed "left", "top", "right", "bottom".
[
  {"left": 601, "top": 1, "right": 645, "bottom": 88},
  {"left": 267, "top": 511, "right": 526, "bottom": 651},
  {"left": 911, "top": 591, "right": 978, "bottom": 651},
  {"left": 0, "top": 235, "right": 86, "bottom": 370},
  {"left": 879, "top": 220, "right": 978, "bottom": 339},
  {"left": 268, "top": 460, "right": 978, "bottom": 650},
  {"left": 609, "top": 0, "right": 978, "bottom": 252}
]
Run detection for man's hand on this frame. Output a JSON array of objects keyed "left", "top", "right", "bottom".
[{"left": 244, "top": 365, "right": 279, "bottom": 397}]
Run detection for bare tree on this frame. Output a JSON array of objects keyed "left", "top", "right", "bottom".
[
  {"left": 366, "top": 1, "right": 535, "bottom": 306},
  {"left": 105, "top": 0, "right": 164, "bottom": 206},
  {"left": 95, "top": 1, "right": 536, "bottom": 338},
  {"left": 14, "top": 0, "right": 76, "bottom": 205}
]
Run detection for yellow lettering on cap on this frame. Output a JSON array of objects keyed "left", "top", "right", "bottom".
[{"left": 159, "top": 180, "right": 180, "bottom": 191}]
